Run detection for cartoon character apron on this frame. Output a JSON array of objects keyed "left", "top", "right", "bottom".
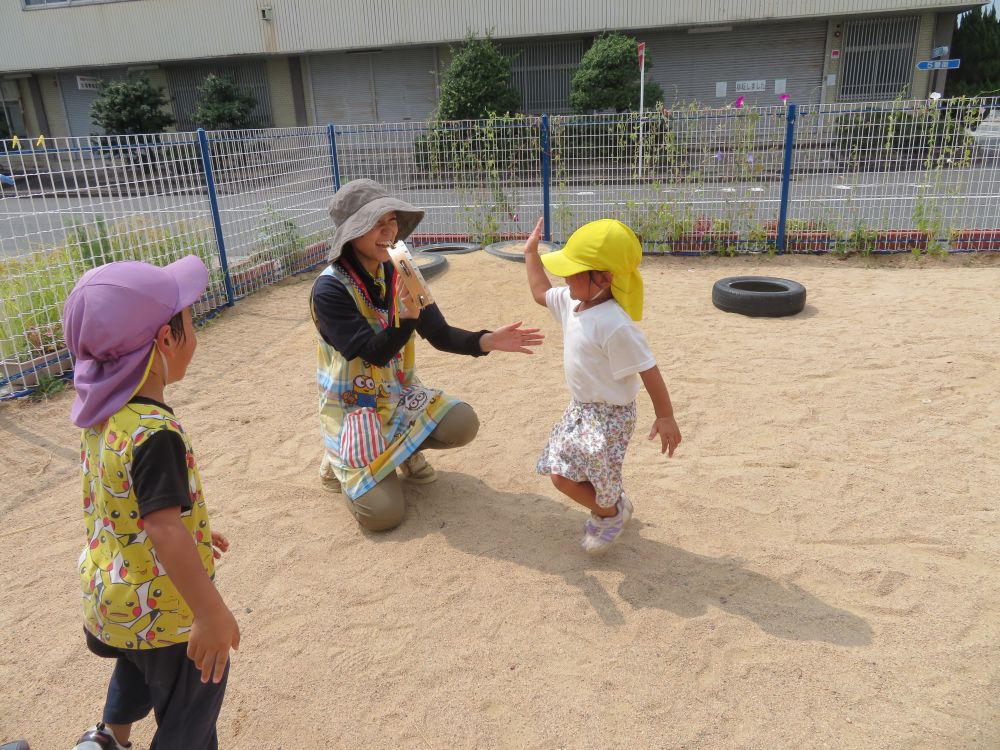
[{"left": 313, "top": 262, "right": 460, "bottom": 500}]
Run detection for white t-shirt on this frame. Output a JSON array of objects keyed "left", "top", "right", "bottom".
[{"left": 545, "top": 286, "right": 656, "bottom": 405}]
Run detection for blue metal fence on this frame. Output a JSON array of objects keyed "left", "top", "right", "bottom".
[{"left": 2, "top": 97, "right": 999, "bottom": 397}]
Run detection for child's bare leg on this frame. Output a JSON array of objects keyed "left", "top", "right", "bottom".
[{"left": 550, "top": 474, "right": 617, "bottom": 517}]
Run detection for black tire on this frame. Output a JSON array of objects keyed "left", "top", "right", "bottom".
[
  {"left": 410, "top": 251, "right": 448, "bottom": 280},
  {"left": 415, "top": 241, "right": 481, "bottom": 255},
  {"left": 484, "top": 239, "right": 560, "bottom": 263},
  {"left": 712, "top": 276, "right": 806, "bottom": 317}
]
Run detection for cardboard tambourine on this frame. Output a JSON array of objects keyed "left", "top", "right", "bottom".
[{"left": 388, "top": 242, "right": 434, "bottom": 310}]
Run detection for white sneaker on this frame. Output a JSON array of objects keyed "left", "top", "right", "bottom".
[
  {"left": 318, "top": 454, "right": 342, "bottom": 493},
  {"left": 72, "top": 724, "right": 131, "bottom": 750},
  {"left": 581, "top": 495, "right": 633, "bottom": 554},
  {"left": 399, "top": 451, "right": 437, "bottom": 484}
]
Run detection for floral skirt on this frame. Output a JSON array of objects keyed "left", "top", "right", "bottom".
[{"left": 536, "top": 400, "right": 637, "bottom": 508}]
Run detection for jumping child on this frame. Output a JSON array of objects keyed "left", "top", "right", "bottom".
[{"left": 523, "top": 218, "right": 681, "bottom": 553}]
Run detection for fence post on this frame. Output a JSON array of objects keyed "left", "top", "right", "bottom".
[
  {"left": 327, "top": 123, "right": 341, "bottom": 191},
  {"left": 541, "top": 114, "right": 552, "bottom": 242},
  {"left": 776, "top": 103, "right": 797, "bottom": 254},
  {"left": 197, "top": 128, "right": 235, "bottom": 307}
]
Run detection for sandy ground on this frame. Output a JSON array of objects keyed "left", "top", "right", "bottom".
[{"left": 2, "top": 251, "right": 999, "bottom": 750}]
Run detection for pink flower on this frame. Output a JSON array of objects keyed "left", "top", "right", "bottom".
[
  {"left": 734, "top": 96, "right": 745, "bottom": 109},
  {"left": 780, "top": 93, "right": 790, "bottom": 104}
]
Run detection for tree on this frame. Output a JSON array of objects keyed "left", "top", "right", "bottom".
[
  {"left": 436, "top": 34, "right": 521, "bottom": 120},
  {"left": 946, "top": 5, "right": 1000, "bottom": 98},
  {"left": 570, "top": 33, "right": 664, "bottom": 113},
  {"left": 89, "top": 75, "right": 175, "bottom": 135},
  {"left": 192, "top": 75, "right": 258, "bottom": 130}
]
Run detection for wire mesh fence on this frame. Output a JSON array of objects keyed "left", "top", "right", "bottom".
[{"left": 2, "top": 97, "right": 999, "bottom": 398}]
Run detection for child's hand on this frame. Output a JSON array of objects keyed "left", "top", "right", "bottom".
[
  {"left": 211, "top": 530, "right": 229, "bottom": 560},
  {"left": 649, "top": 416, "right": 682, "bottom": 457},
  {"left": 524, "top": 217, "right": 544, "bottom": 254},
  {"left": 479, "top": 321, "right": 545, "bottom": 354},
  {"left": 188, "top": 603, "right": 241, "bottom": 684}
]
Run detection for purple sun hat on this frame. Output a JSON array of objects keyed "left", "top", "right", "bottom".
[{"left": 62, "top": 256, "right": 209, "bottom": 427}]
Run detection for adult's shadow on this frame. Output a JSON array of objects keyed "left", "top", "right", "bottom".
[{"left": 390, "top": 472, "right": 872, "bottom": 647}]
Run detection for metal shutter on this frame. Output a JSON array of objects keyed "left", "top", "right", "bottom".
[
  {"left": 166, "top": 61, "right": 272, "bottom": 131},
  {"left": 503, "top": 39, "right": 588, "bottom": 115},
  {"left": 58, "top": 68, "right": 128, "bottom": 136},
  {"left": 371, "top": 47, "right": 438, "bottom": 122},
  {"left": 643, "top": 20, "right": 827, "bottom": 108},
  {"left": 309, "top": 53, "right": 376, "bottom": 125}
]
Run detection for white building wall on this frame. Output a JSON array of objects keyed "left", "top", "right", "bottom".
[{"left": 0, "top": 0, "right": 986, "bottom": 73}]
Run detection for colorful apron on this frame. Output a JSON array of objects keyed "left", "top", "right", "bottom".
[{"left": 313, "top": 262, "right": 460, "bottom": 500}]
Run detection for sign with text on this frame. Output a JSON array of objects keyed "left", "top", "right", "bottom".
[
  {"left": 735, "top": 80, "right": 766, "bottom": 93},
  {"left": 916, "top": 59, "right": 960, "bottom": 71}
]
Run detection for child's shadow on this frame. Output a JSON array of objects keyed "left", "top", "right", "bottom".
[{"left": 389, "top": 472, "right": 872, "bottom": 647}]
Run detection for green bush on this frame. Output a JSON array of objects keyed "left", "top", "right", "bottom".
[
  {"left": 570, "top": 33, "right": 664, "bottom": 114},
  {"left": 437, "top": 34, "right": 522, "bottom": 121},
  {"left": 192, "top": 75, "right": 259, "bottom": 131},
  {"left": 90, "top": 75, "right": 175, "bottom": 135},
  {"left": 946, "top": 6, "right": 1000, "bottom": 98}
]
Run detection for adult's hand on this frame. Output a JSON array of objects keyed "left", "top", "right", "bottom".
[
  {"left": 397, "top": 285, "right": 420, "bottom": 320},
  {"left": 479, "top": 321, "right": 544, "bottom": 354}
]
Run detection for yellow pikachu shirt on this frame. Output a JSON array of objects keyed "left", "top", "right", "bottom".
[{"left": 79, "top": 398, "right": 214, "bottom": 650}]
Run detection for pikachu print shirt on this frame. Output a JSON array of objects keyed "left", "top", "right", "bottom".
[{"left": 79, "top": 398, "right": 214, "bottom": 650}]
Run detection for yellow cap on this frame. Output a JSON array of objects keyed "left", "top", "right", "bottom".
[{"left": 541, "top": 219, "right": 644, "bottom": 320}]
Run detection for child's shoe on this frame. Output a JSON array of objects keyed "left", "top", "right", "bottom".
[
  {"left": 318, "top": 454, "right": 342, "bottom": 493},
  {"left": 72, "top": 724, "right": 131, "bottom": 750},
  {"left": 399, "top": 451, "right": 437, "bottom": 484},
  {"left": 581, "top": 494, "right": 633, "bottom": 554}
]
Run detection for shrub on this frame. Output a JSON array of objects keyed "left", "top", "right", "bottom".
[
  {"left": 192, "top": 75, "right": 259, "bottom": 131},
  {"left": 437, "top": 34, "right": 521, "bottom": 121},
  {"left": 90, "top": 75, "right": 175, "bottom": 135},
  {"left": 570, "top": 33, "right": 664, "bottom": 114}
]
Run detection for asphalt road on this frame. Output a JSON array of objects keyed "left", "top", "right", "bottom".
[{"left": 2, "top": 164, "right": 999, "bottom": 259}]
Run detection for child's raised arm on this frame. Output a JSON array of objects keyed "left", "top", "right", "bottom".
[
  {"left": 639, "top": 365, "right": 682, "bottom": 457},
  {"left": 523, "top": 217, "right": 551, "bottom": 307}
]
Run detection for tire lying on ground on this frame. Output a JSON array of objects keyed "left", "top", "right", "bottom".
[
  {"left": 711, "top": 276, "right": 807, "bottom": 317},
  {"left": 409, "top": 251, "right": 448, "bottom": 280},
  {"left": 416, "top": 242, "right": 481, "bottom": 255},
  {"left": 484, "top": 239, "right": 560, "bottom": 263}
]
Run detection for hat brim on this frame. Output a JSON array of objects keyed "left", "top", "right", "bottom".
[
  {"left": 329, "top": 196, "right": 424, "bottom": 262},
  {"left": 540, "top": 248, "right": 596, "bottom": 278},
  {"left": 70, "top": 345, "right": 155, "bottom": 428},
  {"left": 163, "top": 255, "right": 210, "bottom": 313}
]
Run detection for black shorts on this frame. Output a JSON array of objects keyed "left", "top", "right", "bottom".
[{"left": 85, "top": 629, "right": 229, "bottom": 750}]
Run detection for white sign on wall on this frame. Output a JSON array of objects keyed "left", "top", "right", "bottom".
[
  {"left": 77, "top": 76, "right": 102, "bottom": 92},
  {"left": 715, "top": 82, "right": 728, "bottom": 98},
  {"left": 735, "top": 80, "right": 766, "bottom": 93}
]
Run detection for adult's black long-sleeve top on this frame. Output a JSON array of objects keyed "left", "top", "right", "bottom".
[{"left": 311, "top": 253, "right": 490, "bottom": 367}]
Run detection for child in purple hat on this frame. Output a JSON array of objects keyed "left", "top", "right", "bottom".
[{"left": 62, "top": 257, "right": 240, "bottom": 750}]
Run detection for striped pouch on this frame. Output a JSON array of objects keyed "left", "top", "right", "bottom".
[{"left": 340, "top": 408, "right": 387, "bottom": 468}]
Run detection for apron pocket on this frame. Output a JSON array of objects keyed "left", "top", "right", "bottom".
[{"left": 340, "top": 408, "right": 387, "bottom": 468}]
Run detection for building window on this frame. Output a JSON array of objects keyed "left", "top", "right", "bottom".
[{"left": 840, "top": 16, "right": 919, "bottom": 101}]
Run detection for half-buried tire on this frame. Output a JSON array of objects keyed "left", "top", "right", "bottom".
[
  {"left": 712, "top": 276, "right": 806, "bottom": 317},
  {"left": 416, "top": 242, "right": 481, "bottom": 255},
  {"left": 409, "top": 251, "right": 448, "bottom": 280}
]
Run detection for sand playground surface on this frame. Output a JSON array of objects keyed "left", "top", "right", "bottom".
[{"left": 1, "top": 252, "right": 999, "bottom": 749}]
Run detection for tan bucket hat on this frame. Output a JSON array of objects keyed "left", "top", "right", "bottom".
[{"left": 327, "top": 179, "right": 425, "bottom": 261}]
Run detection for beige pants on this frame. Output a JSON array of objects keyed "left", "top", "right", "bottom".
[{"left": 344, "top": 402, "right": 479, "bottom": 532}]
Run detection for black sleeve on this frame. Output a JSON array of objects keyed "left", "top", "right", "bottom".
[
  {"left": 132, "top": 430, "right": 191, "bottom": 517},
  {"left": 311, "top": 274, "right": 417, "bottom": 366},
  {"left": 416, "top": 303, "right": 490, "bottom": 357}
]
